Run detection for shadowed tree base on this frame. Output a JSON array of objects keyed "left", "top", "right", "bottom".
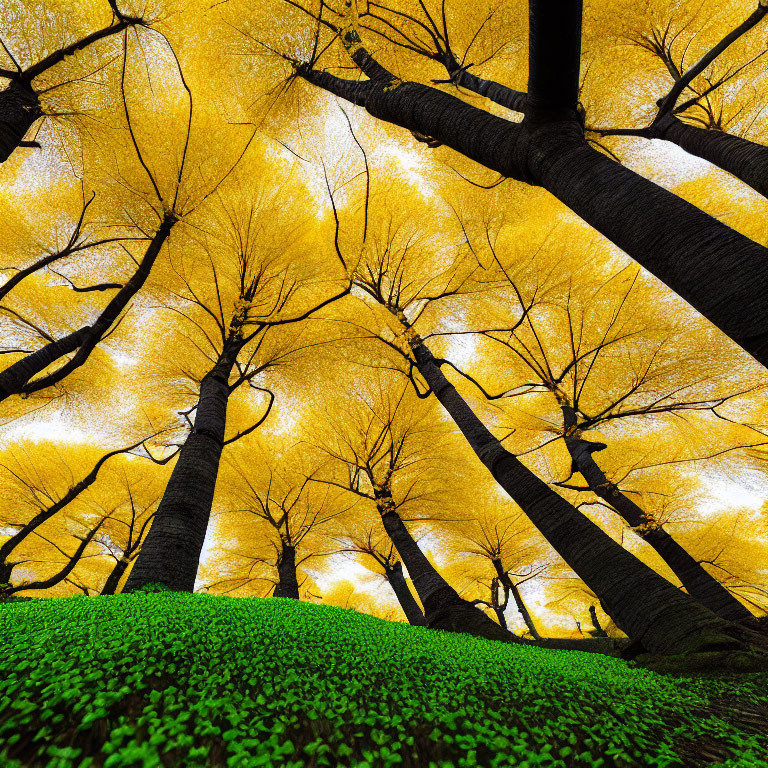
[{"left": 273, "top": 544, "right": 300, "bottom": 599}]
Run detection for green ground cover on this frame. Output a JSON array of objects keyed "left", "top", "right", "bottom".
[{"left": 0, "top": 590, "right": 766, "bottom": 768}]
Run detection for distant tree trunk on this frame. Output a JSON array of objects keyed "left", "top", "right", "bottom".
[
  {"left": 384, "top": 560, "right": 427, "bottom": 626},
  {"left": 409, "top": 338, "right": 749, "bottom": 656},
  {"left": 100, "top": 557, "right": 130, "bottom": 596},
  {"left": 376, "top": 492, "right": 514, "bottom": 642},
  {"left": 649, "top": 116, "right": 768, "bottom": 200},
  {"left": 589, "top": 605, "right": 608, "bottom": 638},
  {"left": 561, "top": 406, "right": 755, "bottom": 624},
  {"left": 122, "top": 342, "right": 240, "bottom": 594},
  {"left": 273, "top": 542, "right": 300, "bottom": 599},
  {"left": 492, "top": 558, "right": 543, "bottom": 640},
  {"left": 0, "top": 80, "right": 42, "bottom": 163}
]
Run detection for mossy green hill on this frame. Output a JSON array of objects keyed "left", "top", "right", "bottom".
[{"left": 0, "top": 591, "right": 766, "bottom": 768}]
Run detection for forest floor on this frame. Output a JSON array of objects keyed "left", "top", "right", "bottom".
[{"left": 0, "top": 590, "right": 766, "bottom": 768}]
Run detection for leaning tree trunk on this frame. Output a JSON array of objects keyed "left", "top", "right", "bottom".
[
  {"left": 492, "top": 558, "right": 543, "bottom": 641},
  {"left": 122, "top": 345, "right": 239, "bottom": 594},
  {"left": 409, "top": 338, "right": 751, "bottom": 656},
  {"left": 100, "top": 557, "right": 131, "bottom": 596},
  {"left": 384, "top": 560, "right": 427, "bottom": 626},
  {"left": 561, "top": 410, "right": 755, "bottom": 624},
  {"left": 376, "top": 492, "right": 514, "bottom": 642},
  {"left": 645, "top": 116, "right": 768, "bottom": 200},
  {"left": 273, "top": 542, "right": 300, "bottom": 599},
  {"left": 0, "top": 217, "right": 175, "bottom": 402},
  {"left": 588, "top": 605, "right": 608, "bottom": 638}
]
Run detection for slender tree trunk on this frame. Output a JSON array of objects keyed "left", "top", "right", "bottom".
[
  {"left": 273, "top": 542, "right": 300, "bottom": 599},
  {"left": 651, "top": 116, "right": 768, "bottom": 200},
  {"left": 299, "top": 70, "right": 768, "bottom": 368},
  {"left": 409, "top": 339, "right": 749, "bottom": 656},
  {"left": 100, "top": 557, "right": 130, "bottom": 595},
  {"left": 122, "top": 346, "right": 238, "bottom": 593},
  {"left": 384, "top": 560, "right": 427, "bottom": 626},
  {"left": 561, "top": 409, "right": 755, "bottom": 624},
  {"left": 376, "top": 492, "right": 514, "bottom": 642},
  {"left": 490, "top": 558, "right": 542, "bottom": 639},
  {"left": 0, "top": 80, "right": 42, "bottom": 163}
]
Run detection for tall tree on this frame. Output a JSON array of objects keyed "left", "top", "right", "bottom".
[
  {"left": 309, "top": 373, "right": 515, "bottom": 641},
  {"left": 322, "top": 191, "right": 767, "bottom": 656},
  {"left": 208, "top": 445, "right": 352, "bottom": 600},
  {"left": 442, "top": 252, "right": 765, "bottom": 623},
  {"left": 332, "top": 518, "right": 427, "bottom": 625},
  {"left": 122, "top": 165, "right": 350, "bottom": 593}
]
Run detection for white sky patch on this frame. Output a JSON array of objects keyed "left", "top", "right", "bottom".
[
  {"left": 699, "top": 476, "right": 768, "bottom": 516},
  {"left": 2, "top": 420, "right": 95, "bottom": 444},
  {"left": 379, "top": 143, "right": 434, "bottom": 196},
  {"left": 623, "top": 140, "right": 711, "bottom": 189}
]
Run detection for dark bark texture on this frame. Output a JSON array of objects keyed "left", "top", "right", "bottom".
[
  {"left": 0, "top": 81, "right": 41, "bottom": 163},
  {"left": 588, "top": 605, "right": 608, "bottom": 638},
  {"left": 384, "top": 560, "right": 427, "bottom": 626},
  {"left": 653, "top": 116, "right": 768, "bottom": 199},
  {"left": 122, "top": 348, "right": 236, "bottom": 594},
  {"left": 273, "top": 543, "right": 300, "bottom": 599},
  {"left": 527, "top": 0, "right": 582, "bottom": 117},
  {"left": 377, "top": 499, "right": 514, "bottom": 642},
  {"left": 0, "top": 327, "right": 89, "bottom": 402},
  {"left": 563, "top": 422, "right": 755, "bottom": 624},
  {"left": 411, "top": 340, "right": 746, "bottom": 656},
  {"left": 100, "top": 558, "right": 130, "bottom": 595}
]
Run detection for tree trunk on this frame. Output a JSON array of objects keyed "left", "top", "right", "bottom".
[
  {"left": 299, "top": 71, "right": 768, "bottom": 368},
  {"left": 527, "top": 0, "right": 582, "bottom": 118},
  {"left": 490, "top": 557, "right": 542, "bottom": 639},
  {"left": 651, "top": 116, "right": 768, "bottom": 200},
  {"left": 0, "top": 328, "right": 90, "bottom": 401},
  {"left": 122, "top": 346, "right": 238, "bottom": 594},
  {"left": 273, "top": 542, "right": 300, "bottom": 599},
  {"left": 410, "top": 339, "right": 748, "bottom": 656},
  {"left": 561, "top": 411, "right": 755, "bottom": 624},
  {"left": 376, "top": 493, "right": 514, "bottom": 642},
  {"left": 0, "top": 80, "right": 41, "bottom": 163},
  {"left": 100, "top": 557, "right": 130, "bottom": 595},
  {"left": 384, "top": 560, "right": 427, "bottom": 626}
]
